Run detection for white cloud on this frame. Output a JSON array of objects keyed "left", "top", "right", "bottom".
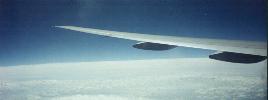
[
  {"left": 0, "top": 58, "right": 266, "bottom": 100},
  {"left": 51, "top": 94, "right": 151, "bottom": 100}
]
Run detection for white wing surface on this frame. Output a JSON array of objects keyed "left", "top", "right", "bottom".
[{"left": 55, "top": 26, "right": 266, "bottom": 57}]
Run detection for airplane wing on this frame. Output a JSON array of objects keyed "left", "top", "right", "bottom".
[{"left": 55, "top": 26, "right": 267, "bottom": 63}]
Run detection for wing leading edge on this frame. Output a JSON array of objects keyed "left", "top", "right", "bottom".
[{"left": 55, "top": 26, "right": 267, "bottom": 63}]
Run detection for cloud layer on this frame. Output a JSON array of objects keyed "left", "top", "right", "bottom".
[{"left": 0, "top": 58, "right": 267, "bottom": 100}]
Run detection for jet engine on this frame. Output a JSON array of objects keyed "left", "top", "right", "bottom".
[{"left": 209, "top": 52, "right": 266, "bottom": 63}]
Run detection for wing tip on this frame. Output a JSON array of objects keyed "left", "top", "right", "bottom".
[
  {"left": 54, "top": 26, "right": 66, "bottom": 28},
  {"left": 54, "top": 26, "right": 80, "bottom": 30}
]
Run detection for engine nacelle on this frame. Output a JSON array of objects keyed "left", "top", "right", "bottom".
[
  {"left": 209, "top": 52, "right": 266, "bottom": 64},
  {"left": 133, "top": 42, "right": 177, "bottom": 51}
]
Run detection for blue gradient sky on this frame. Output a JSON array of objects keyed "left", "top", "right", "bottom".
[{"left": 0, "top": 0, "right": 266, "bottom": 66}]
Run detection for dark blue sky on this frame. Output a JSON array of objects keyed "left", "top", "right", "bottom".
[{"left": 0, "top": 0, "right": 266, "bottom": 66}]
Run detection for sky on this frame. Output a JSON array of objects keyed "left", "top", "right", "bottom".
[{"left": 0, "top": 0, "right": 267, "bottom": 66}]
